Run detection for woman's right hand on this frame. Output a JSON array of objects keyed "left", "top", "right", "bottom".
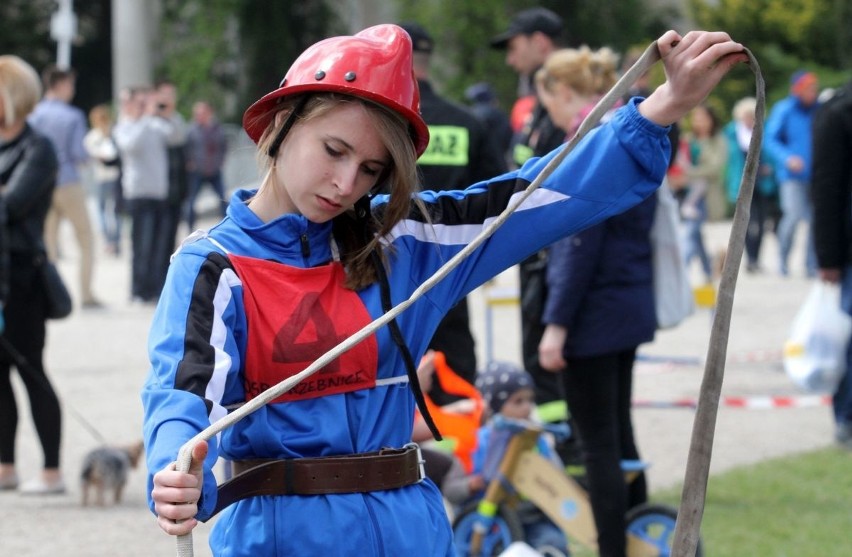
[
  {"left": 640, "top": 31, "right": 748, "bottom": 127},
  {"left": 538, "top": 324, "right": 568, "bottom": 372},
  {"left": 152, "top": 440, "right": 208, "bottom": 536}
]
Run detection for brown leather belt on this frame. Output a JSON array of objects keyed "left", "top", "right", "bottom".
[{"left": 210, "top": 445, "right": 424, "bottom": 518}]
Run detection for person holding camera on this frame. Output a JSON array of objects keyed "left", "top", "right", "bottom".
[
  {"left": 113, "top": 86, "right": 182, "bottom": 304},
  {"left": 155, "top": 80, "right": 189, "bottom": 289}
]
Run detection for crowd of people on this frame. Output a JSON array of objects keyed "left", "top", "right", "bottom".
[{"left": 1, "top": 6, "right": 850, "bottom": 557}]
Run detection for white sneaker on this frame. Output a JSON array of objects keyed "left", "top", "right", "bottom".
[{"left": 19, "top": 477, "right": 66, "bottom": 495}]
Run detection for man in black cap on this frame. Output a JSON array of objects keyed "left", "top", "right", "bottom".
[
  {"left": 491, "top": 8, "right": 567, "bottom": 415},
  {"left": 491, "top": 7, "right": 565, "bottom": 79},
  {"left": 400, "top": 22, "right": 508, "bottom": 404}
]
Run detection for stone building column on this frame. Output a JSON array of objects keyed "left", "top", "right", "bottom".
[{"left": 111, "top": 0, "right": 156, "bottom": 98}]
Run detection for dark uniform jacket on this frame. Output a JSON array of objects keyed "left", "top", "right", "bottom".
[
  {"left": 812, "top": 81, "right": 852, "bottom": 270},
  {"left": 415, "top": 79, "right": 507, "bottom": 392}
]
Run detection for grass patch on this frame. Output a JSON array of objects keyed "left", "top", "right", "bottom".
[{"left": 653, "top": 447, "right": 852, "bottom": 556}]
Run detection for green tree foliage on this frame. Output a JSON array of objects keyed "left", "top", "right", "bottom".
[
  {"left": 689, "top": 0, "right": 852, "bottom": 114},
  {"left": 235, "top": 0, "right": 344, "bottom": 117},
  {"left": 158, "top": 0, "right": 242, "bottom": 118},
  {"left": 0, "top": 0, "right": 113, "bottom": 112},
  {"left": 397, "top": 0, "right": 674, "bottom": 116},
  {"left": 157, "top": 0, "right": 343, "bottom": 123},
  {"left": 0, "top": 0, "right": 55, "bottom": 71}
]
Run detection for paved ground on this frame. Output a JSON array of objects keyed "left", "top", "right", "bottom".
[{"left": 0, "top": 212, "right": 840, "bottom": 556}]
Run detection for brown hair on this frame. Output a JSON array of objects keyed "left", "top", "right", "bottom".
[
  {"left": 254, "top": 93, "right": 422, "bottom": 290},
  {"left": 41, "top": 64, "right": 76, "bottom": 91}
]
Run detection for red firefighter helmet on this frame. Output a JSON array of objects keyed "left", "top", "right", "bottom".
[{"left": 243, "top": 24, "right": 430, "bottom": 157}]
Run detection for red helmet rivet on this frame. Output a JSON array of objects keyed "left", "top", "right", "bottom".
[
  {"left": 314, "top": 70, "right": 326, "bottom": 80},
  {"left": 344, "top": 71, "right": 356, "bottom": 82}
]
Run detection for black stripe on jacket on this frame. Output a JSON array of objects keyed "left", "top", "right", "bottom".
[{"left": 175, "top": 252, "right": 234, "bottom": 415}]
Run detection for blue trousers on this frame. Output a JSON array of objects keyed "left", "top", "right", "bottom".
[
  {"left": 680, "top": 200, "right": 712, "bottom": 280},
  {"left": 777, "top": 179, "right": 817, "bottom": 275},
  {"left": 185, "top": 171, "right": 227, "bottom": 231}
]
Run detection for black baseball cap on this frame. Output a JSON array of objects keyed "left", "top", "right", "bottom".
[
  {"left": 399, "top": 22, "right": 434, "bottom": 54},
  {"left": 490, "top": 7, "right": 564, "bottom": 49}
]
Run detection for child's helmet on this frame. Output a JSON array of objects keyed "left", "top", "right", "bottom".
[
  {"left": 242, "top": 24, "right": 430, "bottom": 157},
  {"left": 475, "top": 361, "right": 535, "bottom": 415}
]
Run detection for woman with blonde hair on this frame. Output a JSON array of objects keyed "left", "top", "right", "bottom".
[
  {"left": 0, "top": 55, "right": 63, "bottom": 494},
  {"left": 535, "top": 45, "right": 621, "bottom": 137},
  {"left": 536, "top": 45, "right": 655, "bottom": 557}
]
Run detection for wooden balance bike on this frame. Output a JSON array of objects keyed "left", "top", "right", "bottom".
[{"left": 452, "top": 417, "right": 703, "bottom": 557}]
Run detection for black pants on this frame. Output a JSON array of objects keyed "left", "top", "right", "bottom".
[
  {"left": 744, "top": 189, "right": 768, "bottom": 267},
  {"left": 0, "top": 254, "right": 61, "bottom": 468},
  {"left": 562, "top": 348, "right": 647, "bottom": 557},
  {"left": 129, "top": 198, "right": 169, "bottom": 301}
]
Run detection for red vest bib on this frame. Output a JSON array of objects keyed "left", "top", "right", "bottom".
[{"left": 228, "top": 254, "right": 378, "bottom": 404}]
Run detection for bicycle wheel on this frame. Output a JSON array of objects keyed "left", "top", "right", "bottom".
[
  {"left": 452, "top": 501, "right": 525, "bottom": 557},
  {"left": 625, "top": 502, "right": 704, "bottom": 557}
]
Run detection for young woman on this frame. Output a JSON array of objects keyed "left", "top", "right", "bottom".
[{"left": 142, "top": 25, "right": 746, "bottom": 556}]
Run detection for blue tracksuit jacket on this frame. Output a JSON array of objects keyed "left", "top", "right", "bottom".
[{"left": 141, "top": 100, "right": 670, "bottom": 556}]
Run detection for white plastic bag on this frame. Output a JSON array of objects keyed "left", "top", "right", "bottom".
[
  {"left": 651, "top": 181, "right": 695, "bottom": 329},
  {"left": 784, "top": 282, "right": 852, "bottom": 392},
  {"left": 497, "top": 542, "right": 543, "bottom": 557}
]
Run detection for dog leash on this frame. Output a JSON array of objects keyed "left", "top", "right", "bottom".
[
  {"left": 174, "top": 39, "right": 762, "bottom": 556},
  {"left": 0, "top": 335, "right": 109, "bottom": 445}
]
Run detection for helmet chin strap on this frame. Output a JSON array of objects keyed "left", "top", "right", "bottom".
[
  {"left": 356, "top": 196, "right": 442, "bottom": 441},
  {"left": 267, "top": 95, "right": 310, "bottom": 158}
]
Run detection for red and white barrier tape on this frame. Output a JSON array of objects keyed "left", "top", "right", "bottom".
[{"left": 633, "top": 394, "right": 831, "bottom": 410}]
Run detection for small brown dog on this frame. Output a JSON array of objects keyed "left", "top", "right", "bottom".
[{"left": 80, "top": 440, "right": 144, "bottom": 506}]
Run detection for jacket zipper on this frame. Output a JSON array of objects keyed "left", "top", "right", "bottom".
[{"left": 300, "top": 233, "right": 310, "bottom": 263}]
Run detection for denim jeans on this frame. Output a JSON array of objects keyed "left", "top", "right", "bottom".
[
  {"left": 777, "top": 179, "right": 817, "bottom": 275},
  {"left": 680, "top": 199, "right": 712, "bottom": 280},
  {"left": 185, "top": 171, "right": 228, "bottom": 231},
  {"left": 835, "top": 265, "right": 852, "bottom": 427},
  {"left": 96, "top": 178, "right": 122, "bottom": 250}
]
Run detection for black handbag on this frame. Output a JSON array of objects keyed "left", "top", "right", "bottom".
[{"left": 38, "top": 256, "right": 72, "bottom": 319}]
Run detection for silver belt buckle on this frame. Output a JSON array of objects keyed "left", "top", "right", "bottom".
[{"left": 404, "top": 442, "right": 425, "bottom": 483}]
